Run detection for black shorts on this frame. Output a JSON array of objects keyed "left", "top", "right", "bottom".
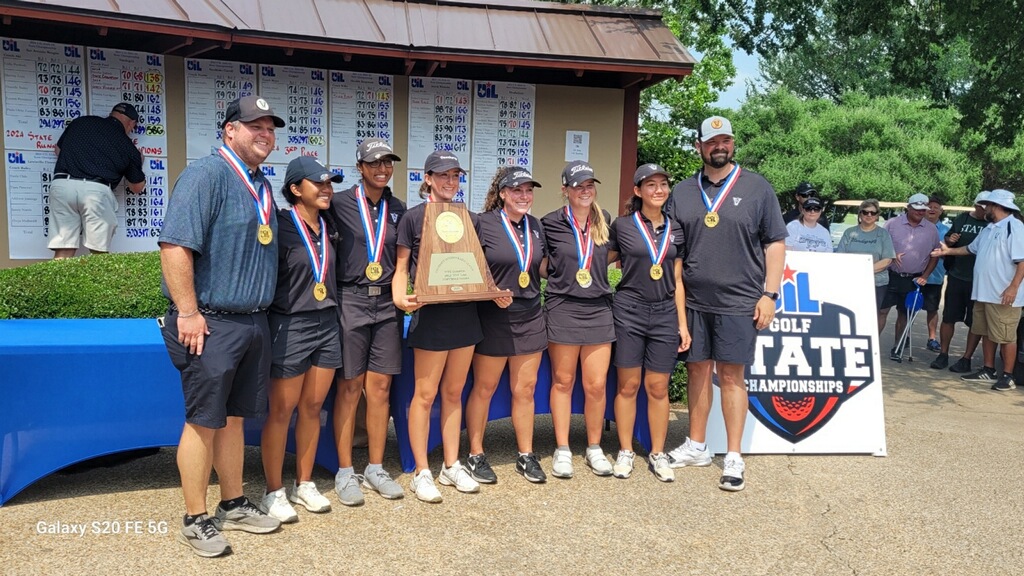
[
  {"left": 612, "top": 292, "right": 679, "bottom": 374},
  {"left": 545, "top": 294, "right": 615, "bottom": 345},
  {"left": 874, "top": 285, "right": 888, "bottom": 311},
  {"left": 476, "top": 299, "right": 548, "bottom": 357},
  {"left": 941, "top": 276, "right": 974, "bottom": 326},
  {"left": 406, "top": 301, "right": 482, "bottom": 351},
  {"left": 686, "top": 309, "right": 759, "bottom": 365},
  {"left": 160, "top": 309, "right": 271, "bottom": 429},
  {"left": 880, "top": 272, "right": 923, "bottom": 310},
  {"left": 268, "top": 308, "right": 342, "bottom": 379},
  {"left": 339, "top": 288, "right": 402, "bottom": 378},
  {"left": 922, "top": 283, "right": 942, "bottom": 312}
]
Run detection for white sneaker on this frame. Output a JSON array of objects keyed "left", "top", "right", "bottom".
[
  {"left": 648, "top": 452, "right": 675, "bottom": 482},
  {"left": 438, "top": 460, "right": 480, "bottom": 493},
  {"left": 667, "top": 438, "right": 712, "bottom": 468},
  {"left": 410, "top": 469, "right": 443, "bottom": 503},
  {"left": 289, "top": 481, "right": 332, "bottom": 513},
  {"left": 720, "top": 453, "right": 746, "bottom": 492},
  {"left": 551, "top": 448, "right": 574, "bottom": 479},
  {"left": 585, "top": 447, "right": 613, "bottom": 476},
  {"left": 612, "top": 450, "right": 634, "bottom": 479},
  {"left": 260, "top": 487, "right": 298, "bottom": 523}
]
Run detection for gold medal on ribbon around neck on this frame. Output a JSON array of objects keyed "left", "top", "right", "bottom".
[
  {"left": 518, "top": 271, "right": 530, "bottom": 289},
  {"left": 704, "top": 212, "right": 719, "bottom": 228},
  {"left": 365, "top": 262, "right": 383, "bottom": 281},
  {"left": 650, "top": 264, "right": 664, "bottom": 280},
  {"left": 257, "top": 224, "right": 273, "bottom": 245},
  {"left": 313, "top": 282, "right": 327, "bottom": 301},
  {"left": 576, "top": 269, "right": 593, "bottom": 288}
]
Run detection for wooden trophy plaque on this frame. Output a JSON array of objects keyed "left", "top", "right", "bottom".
[{"left": 413, "top": 202, "right": 511, "bottom": 303}]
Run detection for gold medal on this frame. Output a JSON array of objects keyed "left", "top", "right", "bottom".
[
  {"left": 704, "top": 212, "right": 719, "bottom": 228},
  {"left": 257, "top": 224, "right": 273, "bottom": 245},
  {"left": 518, "top": 271, "right": 530, "bottom": 288},
  {"left": 313, "top": 282, "right": 327, "bottom": 301},
  {"left": 650, "top": 264, "right": 664, "bottom": 280},
  {"left": 365, "top": 262, "right": 383, "bottom": 281},
  {"left": 576, "top": 269, "right": 593, "bottom": 288}
]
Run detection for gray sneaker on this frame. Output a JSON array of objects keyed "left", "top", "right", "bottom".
[
  {"left": 362, "top": 468, "right": 405, "bottom": 500},
  {"left": 178, "top": 514, "right": 230, "bottom": 558},
  {"left": 334, "top": 471, "right": 365, "bottom": 506},
  {"left": 667, "top": 438, "right": 713, "bottom": 468},
  {"left": 212, "top": 498, "right": 280, "bottom": 534}
]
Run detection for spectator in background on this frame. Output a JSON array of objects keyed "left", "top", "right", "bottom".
[
  {"left": 931, "top": 192, "right": 989, "bottom": 371},
  {"left": 836, "top": 199, "right": 896, "bottom": 327},
  {"left": 782, "top": 181, "right": 829, "bottom": 229},
  {"left": 784, "top": 196, "right": 833, "bottom": 252},
  {"left": 881, "top": 193, "right": 940, "bottom": 362},
  {"left": 923, "top": 196, "right": 950, "bottom": 353},
  {"left": 932, "top": 189, "right": 1024, "bottom": 391}
]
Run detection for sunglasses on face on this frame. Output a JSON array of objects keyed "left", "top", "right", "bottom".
[
  {"left": 804, "top": 206, "right": 822, "bottom": 212},
  {"left": 797, "top": 193, "right": 812, "bottom": 198},
  {"left": 364, "top": 159, "right": 394, "bottom": 169},
  {"left": 860, "top": 210, "right": 878, "bottom": 216}
]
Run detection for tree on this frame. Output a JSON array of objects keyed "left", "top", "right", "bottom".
[{"left": 732, "top": 89, "right": 982, "bottom": 205}]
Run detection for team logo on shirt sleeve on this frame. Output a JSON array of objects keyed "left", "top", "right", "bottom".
[{"left": 744, "top": 265, "right": 877, "bottom": 442}]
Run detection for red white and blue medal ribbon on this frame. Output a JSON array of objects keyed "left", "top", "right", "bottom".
[
  {"left": 218, "top": 145, "right": 273, "bottom": 244},
  {"left": 356, "top": 183, "right": 388, "bottom": 280},
  {"left": 500, "top": 209, "right": 533, "bottom": 288},
  {"left": 565, "top": 206, "right": 594, "bottom": 287},
  {"left": 632, "top": 211, "right": 670, "bottom": 280},
  {"left": 697, "top": 163, "right": 741, "bottom": 228},
  {"left": 289, "top": 207, "right": 329, "bottom": 300}
]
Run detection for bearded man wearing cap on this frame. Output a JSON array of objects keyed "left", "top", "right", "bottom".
[
  {"left": 881, "top": 193, "right": 941, "bottom": 361},
  {"left": 47, "top": 102, "right": 146, "bottom": 258},
  {"left": 158, "top": 95, "right": 286, "bottom": 557},
  {"left": 930, "top": 192, "right": 990, "bottom": 371},
  {"left": 933, "top": 189, "right": 1024, "bottom": 391},
  {"left": 667, "top": 115, "right": 788, "bottom": 492}
]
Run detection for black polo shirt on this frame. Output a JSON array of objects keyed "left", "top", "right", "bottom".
[
  {"left": 54, "top": 115, "right": 145, "bottom": 187},
  {"left": 396, "top": 202, "right": 481, "bottom": 279},
  {"left": 540, "top": 208, "right": 613, "bottom": 298},
  {"left": 671, "top": 168, "right": 788, "bottom": 313},
  {"left": 477, "top": 209, "right": 546, "bottom": 304},
  {"left": 608, "top": 210, "right": 683, "bottom": 302},
  {"left": 270, "top": 208, "right": 339, "bottom": 315},
  {"left": 327, "top": 182, "right": 406, "bottom": 288}
]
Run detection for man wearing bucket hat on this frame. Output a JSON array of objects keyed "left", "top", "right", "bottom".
[
  {"left": 881, "top": 193, "right": 941, "bottom": 361},
  {"left": 930, "top": 191, "right": 990, "bottom": 371},
  {"left": 159, "top": 95, "right": 286, "bottom": 557},
  {"left": 933, "top": 189, "right": 1024, "bottom": 391}
]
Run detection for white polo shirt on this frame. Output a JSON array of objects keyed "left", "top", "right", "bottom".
[{"left": 968, "top": 215, "right": 1024, "bottom": 305}]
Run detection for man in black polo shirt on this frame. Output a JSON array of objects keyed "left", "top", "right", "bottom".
[{"left": 48, "top": 102, "right": 146, "bottom": 258}]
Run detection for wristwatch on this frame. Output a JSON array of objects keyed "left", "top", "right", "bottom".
[{"left": 762, "top": 291, "right": 779, "bottom": 301}]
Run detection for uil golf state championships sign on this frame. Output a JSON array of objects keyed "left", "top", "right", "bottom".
[{"left": 706, "top": 251, "right": 888, "bottom": 456}]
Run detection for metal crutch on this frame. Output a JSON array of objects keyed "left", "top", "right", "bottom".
[{"left": 894, "top": 286, "right": 924, "bottom": 363}]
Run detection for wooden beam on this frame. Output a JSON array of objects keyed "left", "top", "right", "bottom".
[
  {"left": 404, "top": 59, "right": 415, "bottom": 76},
  {"left": 426, "top": 61, "right": 439, "bottom": 77},
  {"left": 97, "top": 26, "right": 108, "bottom": 36}
]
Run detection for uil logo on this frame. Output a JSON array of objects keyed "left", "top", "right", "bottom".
[{"left": 744, "top": 265, "right": 876, "bottom": 442}]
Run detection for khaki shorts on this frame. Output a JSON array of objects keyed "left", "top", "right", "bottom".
[
  {"left": 970, "top": 301, "right": 1023, "bottom": 344},
  {"left": 47, "top": 178, "right": 117, "bottom": 252}
]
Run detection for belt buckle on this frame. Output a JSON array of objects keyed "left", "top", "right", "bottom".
[{"left": 367, "top": 286, "right": 382, "bottom": 296}]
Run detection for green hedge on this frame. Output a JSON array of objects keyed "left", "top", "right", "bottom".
[{"left": 0, "top": 251, "right": 165, "bottom": 319}]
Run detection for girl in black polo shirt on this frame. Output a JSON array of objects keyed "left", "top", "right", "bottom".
[
  {"left": 466, "top": 166, "right": 549, "bottom": 484},
  {"left": 541, "top": 161, "right": 615, "bottom": 479},
  {"left": 261, "top": 157, "right": 343, "bottom": 522},
  {"left": 606, "top": 164, "right": 690, "bottom": 483}
]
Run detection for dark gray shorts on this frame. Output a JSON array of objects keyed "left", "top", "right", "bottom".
[
  {"left": 545, "top": 294, "right": 615, "bottom": 345},
  {"left": 268, "top": 308, "right": 342, "bottom": 378},
  {"left": 476, "top": 300, "right": 548, "bottom": 357},
  {"left": 339, "top": 288, "right": 402, "bottom": 378},
  {"left": 406, "top": 301, "right": 482, "bottom": 351},
  {"left": 612, "top": 292, "right": 679, "bottom": 374},
  {"left": 161, "top": 310, "right": 272, "bottom": 429},
  {"left": 685, "top": 309, "right": 759, "bottom": 365}
]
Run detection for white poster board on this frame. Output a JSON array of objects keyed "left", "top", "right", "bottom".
[
  {"left": 87, "top": 47, "right": 168, "bottom": 157},
  {"left": 1, "top": 38, "right": 86, "bottom": 151},
  {"left": 407, "top": 76, "right": 472, "bottom": 171},
  {"left": 329, "top": 70, "right": 394, "bottom": 181},
  {"left": 706, "top": 251, "right": 888, "bottom": 455},
  {"left": 183, "top": 58, "right": 257, "bottom": 159},
  {"left": 470, "top": 81, "right": 535, "bottom": 212},
  {"left": 259, "top": 64, "right": 327, "bottom": 165}
]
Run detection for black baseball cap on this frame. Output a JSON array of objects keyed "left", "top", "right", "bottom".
[
  {"left": 633, "top": 163, "right": 670, "bottom": 186},
  {"left": 357, "top": 138, "right": 401, "bottom": 163},
  {"left": 794, "top": 181, "right": 817, "bottom": 197},
  {"left": 111, "top": 102, "right": 140, "bottom": 123},
  {"left": 284, "top": 156, "right": 343, "bottom": 188},
  {"left": 561, "top": 161, "right": 601, "bottom": 188},
  {"left": 424, "top": 150, "right": 465, "bottom": 174},
  {"left": 221, "top": 95, "right": 285, "bottom": 129},
  {"left": 802, "top": 196, "right": 823, "bottom": 210},
  {"left": 500, "top": 168, "right": 542, "bottom": 189}
]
